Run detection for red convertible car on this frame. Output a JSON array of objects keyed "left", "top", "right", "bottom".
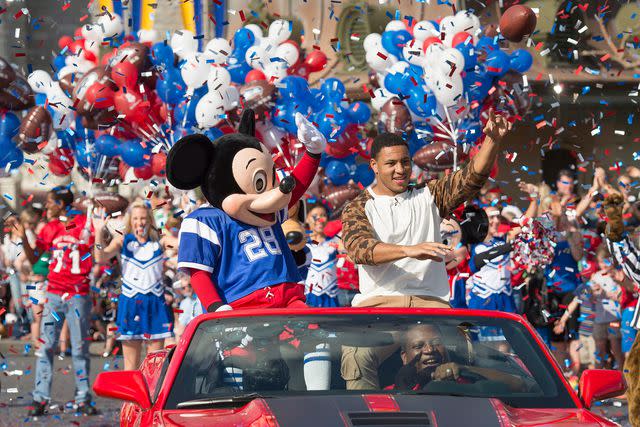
[{"left": 93, "top": 308, "right": 625, "bottom": 426}]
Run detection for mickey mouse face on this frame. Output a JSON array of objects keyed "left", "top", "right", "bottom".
[{"left": 166, "top": 109, "right": 293, "bottom": 227}]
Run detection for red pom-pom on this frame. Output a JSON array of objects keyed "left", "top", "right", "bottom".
[{"left": 422, "top": 37, "right": 442, "bottom": 51}]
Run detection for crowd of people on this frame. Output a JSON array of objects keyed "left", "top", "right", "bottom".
[{"left": 0, "top": 111, "right": 638, "bottom": 417}]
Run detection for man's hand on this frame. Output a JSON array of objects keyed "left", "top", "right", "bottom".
[
  {"left": 518, "top": 181, "right": 538, "bottom": 196},
  {"left": 403, "top": 242, "right": 452, "bottom": 262},
  {"left": 553, "top": 319, "right": 566, "bottom": 335},
  {"left": 432, "top": 362, "right": 460, "bottom": 381},
  {"left": 483, "top": 109, "right": 512, "bottom": 142},
  {"left": 295, "top": 112, "right": 326, "bottom": 155},
  {"left": 92, "top": 206, "right": 108, "bottom": 232}
]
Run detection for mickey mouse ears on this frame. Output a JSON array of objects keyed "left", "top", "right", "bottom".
[
  {"left": 239, "top": 108, "right": 255, "bottom": 137},
  {"left": 166, "top": 134, "right": 214, "bottom": 190}
]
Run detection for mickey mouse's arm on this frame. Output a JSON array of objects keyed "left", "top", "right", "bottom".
[
  {"left": 289, "top": 151, "right": 321, "bottom": 208},
  {"left": 288, "top": 112, "right": 326, "bottom": 208},
  {"left": 189, "top": 268, "right": 224, "bottom": 312}
]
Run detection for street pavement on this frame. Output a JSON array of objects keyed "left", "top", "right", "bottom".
[{"left": 0, "top": 338, "right": 632, "bottom": 426}]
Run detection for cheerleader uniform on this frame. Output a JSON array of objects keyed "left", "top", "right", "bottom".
[
  {"left": 467, "top": 237, "right": 516, "bottom": 312},
  {"left": 304, "top": 239, "right": 339, "bottom": 307},
  {"left": 116, "top": 234, "right": 173, "bottom": 340}
]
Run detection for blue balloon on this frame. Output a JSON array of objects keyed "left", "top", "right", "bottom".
[
  {"left": 313, "top": 107, "right": 348, "bottom": 140},
  {"left": 405, "top": 85, "right": 437, "bottom": 118},
  {"left": 347, "top": 101, "right": 371, "bottom": 125},
  {"left": 0, "top": 138, "right": 23, "bottom": 170},
  {"left": 174, "top": 86, "right": 206, "bottom": 127},
  {"left": 321, "top": 78, "right": 346, "bottom": 102},
  {"left": 233, "top": 28, "right": 257, "bottom": 52},
  {"left": 485, "top": 50, "right": 510, "bottom": 76},
  {"left": 509, "top": 49, "right": 533, "bottom": 73},
  {"left": 476, "top": 36, "right": 498, "bottom": 53},
  {"left": 95, "top": 135, "right": 120, "bottom": 157},
  {"left": 463, "top": 69, "right": 493, "bottom": 103},
  {"left": 204, "top": 127, "right": 224, "bottom": 141},
  {"left": 280, "top": 76, "right": 311, "bottom": 102},
  {"left": 156, "top": 73, "right": 184, "bottom": 105},
  {"left": 381, "top": 30, "right": 412, "bottom": 59},
  {"left": 309, "top": 88, "right": 324, "bottom": 110},
  {"left": 456, "top": 43, "right": 477, "bottom": 71},
  {"left": 272, "top": 102, "right": 301, "bottom": 134},
  {"left": 458, "top": 120, "right": 483, "bottom": 144},
  {"left": 150, "top": 43, "right": 175, "bottom": 66},
  {"left": 227, "top": 54, "right": 252, "bottom": 84},
  {"left": 75, "top": 142, "right": 90, "bottom": 168},
  {"left": 352, "top": 163, "right": 374, "bottom": 187},
  {"left": 56, "top": 130, "right": 75, "bottom": 149},
  {"left": 120, "top": 140, "right": 150, "bottom": 168},
  {"left": 53, "top": 54, "right": 66, "bottom": 72},
  {"left": 325, "top": 160, "right": 351, "bottom": 186},
  {"left": 384, "top": 72, "right": 410, "bottom": 95},
  {"left": 0, "top": 113, "right": 21, "bottom": 138}
]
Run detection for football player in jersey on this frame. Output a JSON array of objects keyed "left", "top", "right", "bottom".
[{"left": 20, "top": 187, "right": 97, "bottom": 416}]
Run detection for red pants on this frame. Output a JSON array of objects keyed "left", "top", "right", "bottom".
[{"left": 229, "top": 283, "right": 307, "bottom": 309}]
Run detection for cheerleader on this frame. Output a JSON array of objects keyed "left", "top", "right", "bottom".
[
  {"left": 93, "top": 201, "right": 173, "bottom": 370},
  {"left": 304, "top": 203, "right": 339, "bottom": 307}
]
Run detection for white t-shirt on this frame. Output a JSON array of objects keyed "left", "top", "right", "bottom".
[
  {"left": 590, "top": 271, "right": 621, "bottom": 324},
  {"left": 352, "top": 186, "right": 449, "bottom": 306}
]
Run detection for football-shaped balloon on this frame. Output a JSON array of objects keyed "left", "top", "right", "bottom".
[
  {"left": 499, "top": 5, "right": 537, "bottom": 43},
  {"left": 323, "top": 183, "right": 361, "bottom": 218},
  {"left": 379, "top": 98, "right": 413, "bottom": 135},
  {"left": 92, "top": 192, "right": 130, "bottom": 214},
  {"left": 17, "top": 106, "right": 52, "bottom": 154},
  {"left": 49, "top": 147, "right": 75, "bottom": 176},
  {"left": 412, "top": 141, "right": 464, "bottom": 171},
  {"left": 239, "top": 80, "right": 276, "bottom": 119},
  {"left": 0, "top": 77, "right": 34, "bottom": 111}
]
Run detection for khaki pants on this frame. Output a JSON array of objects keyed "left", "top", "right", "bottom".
[{"left": 341, "top": 295, "right": 450, "bottom": 390}]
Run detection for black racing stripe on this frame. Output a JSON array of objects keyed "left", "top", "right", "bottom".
[
  {"left": 393, "top": 395, "right": 502, "bottom": 427},
  {"left": 265, "top": 395, "right": 367, "bottom": 427}
]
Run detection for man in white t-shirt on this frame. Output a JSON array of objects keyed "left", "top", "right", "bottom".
[{"left": 340, "top": 110, "right": 511, "bottom": 389}]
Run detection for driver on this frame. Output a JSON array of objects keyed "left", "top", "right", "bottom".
[{"left": 391, "top": 324, "right": 526, "bottom": 392}]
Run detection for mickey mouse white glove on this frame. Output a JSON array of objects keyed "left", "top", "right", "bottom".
[
  {"left": 295, "top": 112, "right": 326, "bottom": 155},
  {"left": 215, "top": 304, "right": 233, "bottom": 312}
]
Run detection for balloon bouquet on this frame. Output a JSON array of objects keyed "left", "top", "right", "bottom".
[{"left": 363, "top": 9, "right": 534, "bottom": 176}]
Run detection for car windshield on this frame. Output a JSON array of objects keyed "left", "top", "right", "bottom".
[{"left": 165, "top": 313, "right": 575, "bottom": 410}]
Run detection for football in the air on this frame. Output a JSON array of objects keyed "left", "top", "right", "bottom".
[{"left": 499, "top": 5, "right": 537, "bottom": 43}]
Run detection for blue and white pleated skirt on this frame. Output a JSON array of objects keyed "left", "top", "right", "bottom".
[
  {"left": 116, "top": 292, "right": 174, "bottom": 340},
  {"left": 305, "top": 293, "right": 340, "bottom": 308}
]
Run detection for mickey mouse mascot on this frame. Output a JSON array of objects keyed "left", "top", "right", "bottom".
[
  {"left": 168, "top": 109, "right": 331, "bottom": 391},
  {"left": 168, "top": 109, "right": 325, "bottom": 313}
]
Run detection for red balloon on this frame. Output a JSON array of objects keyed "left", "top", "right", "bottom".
[
  {"left": 303, "top": 50, "right": 328, "bottom": 73},
  {"left": 74, "top": 27, "right": 83, "bottom": 38},
  {"left": 101, "top": 51, "right": 116, "bottom": 66},
  {"left": 134, "top": 163, "right": 153, "bottom": 180},
  {"left": 58, "top": 36, "right": 73, "bottom": 49},
  {"left": 325, "top": 124, "right": 362, "bottom": 158},
  {"left": 68, "top": 40, "right": 86, "bottom": 56},
  {"left": 245, "top": 69, "right": 267, "bottom": 83},
  {"left": 422, "top": 37, "right": 443, "bottom": 51},
  {"left": 118, "top": 162, "right": 130, "bottom": 180},
  {"left": 84, "top": 83, "right": 115, "bottom": 109},
  {"left": 83, "top": 49, "right": 97, "bottom": 63},
  {"left": 451, "top": 31, "right": 473, "bottom": 47},
  {"left": 49, "top": 148, "right": 75, "bottom": 176},
  {"left": 151, "top": 152, "right": 166, "bottom": 177},
  {"left": 111, "top": 62, "right": 138, "bottom": 89}
]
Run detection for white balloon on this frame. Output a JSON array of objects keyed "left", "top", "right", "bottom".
[
  {"left": 366, "top": 46, "right": 397, "bottom": 73},
  {"left": 42, "top": 133, "right": 58, "bottom": 155},
  {"left": 245, "top": 45, "right": 268, "bottom": 70},
  {"left": 413, "top": 21, "right": 438, "bottom": 42},
  {"left": 439, "top": 48, "right": 465, "bottom": 75},
  {"left": 204, "top": 38, "right": 232, "bottom": 64},
  {"left": 268, "top": 20, "right": 292, "bottom": 44},
  {"left": 275, "top": 43, "right": 299, "bottom": 66},
  {"left": 99, "top": 14, "right": 124, "bottom": 39},
  {"left": 432, "top": 72, "right": 463, "bottom": 107},
  {"left": 138, "top": 29, "right": 159, "bottom": 44},
  {"left": 389, "top": 61, "right": 409, "bottom": 74},
  {"left": 64, "top": 56, "right": 94, "bottom": 74},
  {"left": 181, "top": 53, "right": 210, "bottom": 95},
  {"left": 263, "top": 61, "right": 288, "bottom": 82},
  {"left": 195, "top": 92, "right": 225, "bottom": 128},
  {"left": 424, "top": 42, "right": 445, "bottom": 65},
  {"left": 56, "top": 65, "right": 78, "bottom": 80},
  {"left": 171, "top": 30, "right": 198, "bottom": 59},
  {"left": 222, "top": 86, "right": 239, "bottom": 111},
  {"left": 402, "top": 39, "right": 425, "bottom": 67},
  {"left": 385, "top": 20, "right": 406, "bottom": 32},
  {"left": 28, "top": 70, "right": 53, "bottom": 94},
  {"left": 207, "top": 66, "right": 231, "bottom": 91},
  {"left": 454, "top": 11, "right": 481, "bottom": 37},
  {"left": 370, "top": 87, "right": 394, "bottom": 111},
  {"left": 256, "top": 121, "right": 285, "bottom": 151},
  {"left": 363, "top": 33, "right": 382, "bottom": 52},
  {"left": 245, "top": 24, "right": 263, "bottom": 41}
]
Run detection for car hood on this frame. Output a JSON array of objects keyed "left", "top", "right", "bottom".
[{"left": 159, "top": 394, "right": 616, "bottom": 427}]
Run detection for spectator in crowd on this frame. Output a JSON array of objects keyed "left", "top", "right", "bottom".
[
  {"left": 93, "top": 201, "right": 173, "bottom": 371},
  {"left": 2, "top": 214, "right": 31, "bottom": 338},
  {"left": 304, "top": 202, "right": 339, "bottom": 307},
  {"left": 19, "top": 187, "right": 97, "bottom": 416}
]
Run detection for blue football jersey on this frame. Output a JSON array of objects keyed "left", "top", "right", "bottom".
[{"left": 177, "top": 206, "right": 302, "bottom": 303}]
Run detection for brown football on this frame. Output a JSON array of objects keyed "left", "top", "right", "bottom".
[
  {"left": 75, "top": 192, "right": 130, "bottom": 215},
  {"left": 412, "top": 141, "right": 464, "bottom": 172},
  {"left": 17, "top": 106, "right": 51, "bottom": 154},
  {"left": 323, "top": 183, "right": 360, "bottom": 218},
  {"left": 379, "top": 98, "right": 413, "bottom": 135},
  {"left": 239, "top": 80, "right": 276, "bottom": 119},
  {"left": 499, "top": 5, "right": 537, "bottom": 43}
]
